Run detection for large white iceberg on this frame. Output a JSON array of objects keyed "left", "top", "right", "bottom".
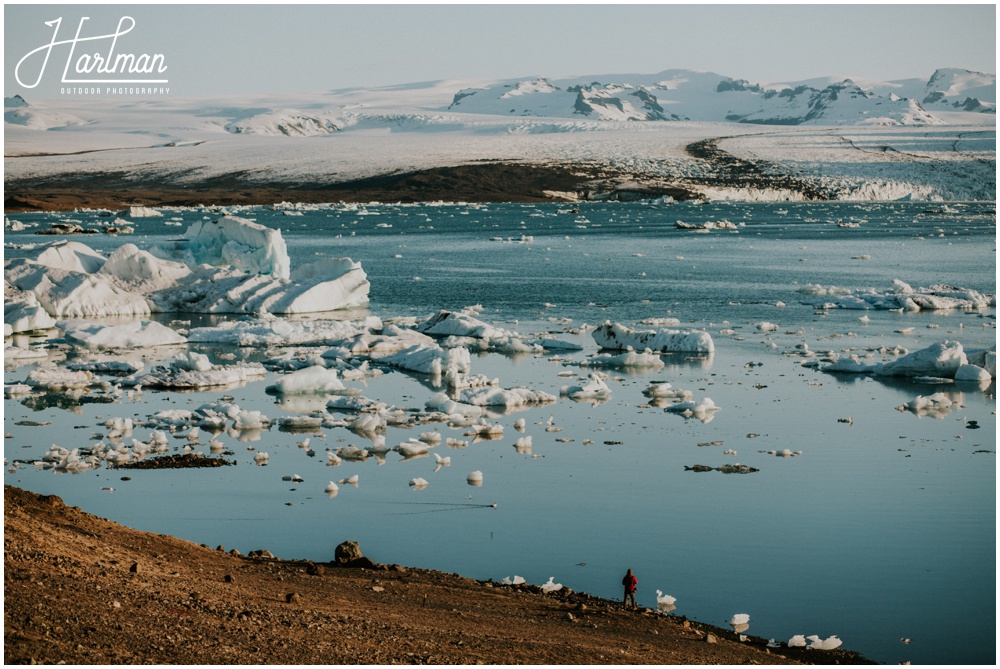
[
  {"left": 592, "top": 321, "right": 715, "bottom": 354},
  {"left": 5, "top": 217, "right": 370, "bottom": 318},
  {"left": 181, "top": 216, "right": 291, "bottom": 279}
]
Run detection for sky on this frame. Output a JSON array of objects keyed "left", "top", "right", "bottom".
[{"left": 4, "top": 3, "right": 996, "bottom": 99}]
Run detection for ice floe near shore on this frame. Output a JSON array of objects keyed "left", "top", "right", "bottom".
[
  {"left": 800, "top": 280, "right": 994, "bottom": 312},
  {"left": 4, "top": 216, "right": 369, "bottom": 327}
]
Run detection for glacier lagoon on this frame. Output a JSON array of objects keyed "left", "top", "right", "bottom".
[{"left": 4, "top": 200, "right": 996, "bottom": 664}]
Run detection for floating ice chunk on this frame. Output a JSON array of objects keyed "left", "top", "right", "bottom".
[
  {"left": 459, "top": 386, "right": 557, "bottom": 409},
  {"left": 755, "top": 322, "right": 779, "bottom": 332},
  {"left": 336, "top": 445, "right": 368, "bottom": 461},
  {"left": 966, "top": 349, "right": 997, "bottom": 378},
  {"left": 788, "top": 635, "right": 807, "bottom": 647},
  {"left": 397, "top": 439, "right": 430, "bottom": 457},
  {"left": 26, "top": 366, "right": 94, "bottom": 390},
  {"left": 348, "top": 412, "right": 386, "bottom": 434},
  {"left": 592, "top": 322, "right": 714, "bottom": 354},
  {"left": 467, "top": 470, "right": 483, "bottom": 486},
  {"left": 432, "top": 452, "right": 451, "bottom": 468},
  {"left": 821, "top": 357, "right": 879, "bottom": 374},
  {"left": 119, "top": 206, "right": 162, "bottom": 218},
  {"left": 642, "top": 382, "right": 691, "bottom": 399},
  {"left": 409, "top": 477, "right": 429, "bottom": 488},
  {"left": 190, "top": 317, "right": 363, "bottom": 347},
  {"left": 561, "top": 372, "right": 612, "bottom": 400},
  {"left": 665, "top": 397, "right": 720, "bottom": 420},
  {"left": 338, "top": 474, "right": 359, "bottom": 486},
  {"left": 954, "top": 363, "right": 991, "bottom": 382},
  {"left": 581, "top": 349, "right": 665, "bottom": 369},
  {"left": 182, "top": 216, "right": 291, "bottom": 279},
  {"left": 378, "top": 343, "right": 471, "bottom": 378},
  {"left": 801, "top": 281, "right": 993, "bottom": 311},
  {"left": 234, "top": 410, "right": 270, "bottom": 430},
  {"left": 501, "top": 575, "right": 526, "bottom": 585},
  {"left": 541, "top": 577, "right": 563, "bottom": 593},
  {"left": 416, "top": 309, "right": 513, "bottom": 339},
  {"left": 514, "top": 418, "right": 526, "bottom": 432},
  {"left": 807, "top": 635, "right": 843, "bottom": 650},
  {"left": 267, "top": 365, "right": 345, "bottom": 394},
  {"left": 58, "top": 319, "right": 186, "bottom": 349},
  {"left": 898, "top": 392, "right": 958, "bottom": 418},
  {"left": 655, "top": 590, "right": 677, "bottom": 612},
  {"left": 253, "top": 452, "right": 269, "bottom": 465},
  {"left": 514, "top": 436, "right": 533, "bottom": 454},
  {"left": 324, "top": 481, "right": 339, "bottom": 495},
  {"left": 534, "top": 338, "right": 583, "bottom": 351},
  {"left": 876, "top": 340, "right": 967, "bottom": 378},
  {"left": 426, "top": 392, "right": 484, "bottom": 418},
  {"left": 141, "top": 360, "right": 267, "bottom": 389},
  {"left": 729, "top": 614, "right": 750, "bottom": 626},
  {"left": 333, "top": 325, "right": 434, "bottom": 355}
]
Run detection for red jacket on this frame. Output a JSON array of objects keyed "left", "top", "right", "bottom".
[{"left": 622, "top": 575, "right": 637, "bottom": 592}]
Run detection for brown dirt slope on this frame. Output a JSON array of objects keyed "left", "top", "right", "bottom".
[{"left": 4, "top": 485, "right": 873, "bottom": 664}]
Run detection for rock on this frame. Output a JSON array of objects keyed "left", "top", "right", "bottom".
[
  {"left": 216, "top": 545, "right": 225, "bottom": 552},
  {"left": 565, "top": 612, "right": 575, "bottom": 621},
  {"left": 229, "top": 549, "right": 241, "bottom": 557},
  {"left": 306, "top": 563, "right": 325, "bottom": 576},
  {"left": 705, "top": 633, "right": 718, "bottom": 644},
  {"left": 576, "top": 602, "right": 588, "bottom": 612},
  {"left": 224, "top": 574, "right": 234, "bottom": 583},
  {"left": 343, "top": 556, "right": 378, "bottom": 570},
  {"left": 285, "top": 592, "right": 300, "bottom": 604},
  {"left": 249, "top": 549, "right": 275, "bottom": 559},
  {"left": 335, "top": 540, "right": 363, "bottom": 564},
  {"left": 390, "top": 564, "right": 407, "bottom": 574},
  {"left": 128, "top": 562, "right": 139, "bottom": 573}
]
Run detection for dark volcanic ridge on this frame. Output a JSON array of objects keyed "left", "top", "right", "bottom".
[{"left": 4, "top": 143, "right": 830, "bottom": 212}]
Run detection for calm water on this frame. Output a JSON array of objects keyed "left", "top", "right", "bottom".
[{"left": 4, "top": 201, "right": 996, "bottom": 664}]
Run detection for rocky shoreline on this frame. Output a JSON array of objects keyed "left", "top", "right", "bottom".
[{"left": 4, "top": 485, "right": 874, "bottom": 665}]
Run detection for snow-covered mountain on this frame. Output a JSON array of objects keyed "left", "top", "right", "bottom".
[{"left": 447, "top": 68, "right": 994, "bottom": 125}]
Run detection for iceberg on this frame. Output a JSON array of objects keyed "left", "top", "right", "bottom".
[
  {"left": 5, "top": 217, "right": 370, "bottom": 318},
  {"left": 266, "top": 365, "right": 346, "bottom": 394},
  {"left": 877, "top": 340, "right": 967, "bottom": 378},
  {"left": 377, "top": 343, "right": 472, "bottom": 378},
  {"left": 592, "top": 321, "right": 714, "bottom": 354},
  {"left": 561, "top": 372, "right": 613, "bottom": 400},
  {"left": 416, "top": 309, "right": 512, "bottom": 339},
  {"left": 4, "top": 283, "right": 56, "bottom": 334},
  {"left": 58, "top": 319, "right": 187, "bottom": 349},
  {"left": 181, "top": 216, "right": 291, "bottom": 279},
  {"left": 800, "top": 280, "right": 994, "bottom": 311}
]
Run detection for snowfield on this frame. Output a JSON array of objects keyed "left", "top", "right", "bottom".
[{"left": 4, "top": 68, "right": 996, "bottom": 201}]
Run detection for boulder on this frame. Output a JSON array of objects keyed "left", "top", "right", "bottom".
[{"left": 335, "top": 540, "right": 363, "bottom": 564}]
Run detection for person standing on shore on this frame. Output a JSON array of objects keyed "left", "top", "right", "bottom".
[{"left": 622, "top": 568, "right": 638, "bottom": 610}]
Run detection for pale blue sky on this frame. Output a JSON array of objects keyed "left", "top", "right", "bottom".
[{"left": 5, "top": 4, "right": 996, "bottom": 98}]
